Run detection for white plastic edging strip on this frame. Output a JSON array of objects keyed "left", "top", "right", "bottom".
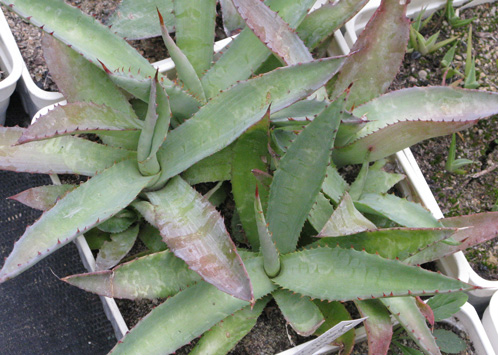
[{"left": 482, "top": 291, "right": 498, "bottom": 354}]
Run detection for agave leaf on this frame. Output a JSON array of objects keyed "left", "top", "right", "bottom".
[
  {"left": 321, "top": 165, "right": 348, "bottom": 204},
  {"left": 348, "top": 161, "right": 369, "bottom": 200},
  {"left": 404, "top": 212, "right": 498, "bottom": 265},
  {"left": 109, "top": 256, "right": 276, "bottom": 354},
  {"left": 9, "top": 184, "right": 77, "bottom": 211},
  {"left": 130, "top": 200, "right": 157, "bottom": 227},
  {"left": 273, "top": 247, "right": 472, "bottom": 302},
  {"left": 297, "top": 0, "right": 369, "bottom": 50},
  {"left": 17, "top": 103, "right": 142, "bottom": 144},
  {"left": 363, "top": 161, "right": 405, "bottom": 195},
  {"left": 201, "top": 0, "right": 317, "bottom": 98},
  {"left": 158, "top": 10, "right": 207, "bottom": 103},
  {"left": 382, "top": 297, "right": 441, "bottom": 355},
  {"left": 308, "top": 192, "right": 335, "bottom": 233},
  {"left": 335, "top": 111, "right": 369, "bottom": 148},
  {"left": 84, "top": 228, "right": 111, "bottom": 250},
  {"left": 181, "top": 145, "right": 233, "bottom": 185},
  {"left": 355, "top": 300, "right": 392, "bottom": 355},
  {"left": 314, "top": 227, "right": 458, "bottom": 261},
  {"left": 106, "top": 0, "right": 175, "bottom": 40},
  {"left": 96, "top": 224, "right": 139, "bottom": 270},
  {"left": 146, "top": 176, "right": 253, "bottom": 302},
  {"left": 328, "top": 0, "right": 409, "bottom": 109},
  {"left": 138, "top": 223, "right": 167, "bottom": 252},
  {"left": 314, "top": 300, "right": 355, "bottom": 353},
  {"left": 156, "top": 56, "right": 346, "bottom": 186},
  {"left": 174, "top": 0, "right": 216, "bottom": 77},
  {"left": 333, "top": 87, "right": 498, "bottom": 166},
  {"left": 97, "top": 131, "right": 141, "bottom": 151},
  {"left": 0, "top": 160, "right": 155, "bottom": 282},
  {"left": 190, "top": 297, "right": 269, "bottom": 355},
  {"left": 318, "top": 192, "right": 377, "bottom": 237},
  {"left": 232, "top": 0, "right": 312, "bottom": 65},
  {"left": 64, "top": 250, "right": 200, "bottom": 299},
  {"left": 273, "top": 289, "right": 325, "bottom": 336},
  {"left": 97, "top": 209, "right": 137, "bottom": 234},
  {"left": 415, "top": 296, "right": 435, "bottom": 330},
  {"left": 232, "top": 108, "right": 271, "bottom": 250},
  {"left": 270, "top": 99, "right": 327, "bottom": 124},
  {"left": 219, "top": 0, "right": 245, "bottom": 36},
  {"left": 355, "top": 193, "right": 441, "bottom": 228},
  {"left": 42, "top": 34, "right": 135, "bottom": 116},
  {"left": 0, "top": 127, "right": 135, "bottom": 176}
]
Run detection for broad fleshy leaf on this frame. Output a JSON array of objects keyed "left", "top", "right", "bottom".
[
  {"left": 273, "top": 289, "right": 324, "bottom": 336},
  {"left": 190, "top": 297, "right": 269, "bottom": 355},
  {"left": 232, "top": 0, "right": 313, "bottom": 65},
  {"left": 156, "top": 56, "right": 346, "bottom": 186},
  {"left": 328, "top": 0, "right": 409, "bottom": 109},
  {"left": 64, "top": 250, "right": 200, "bottom": 299},
  {"left": 382, "top": 297, "right": 441, "bottom": 355},
  {"left": 314, "top": 300, "right": 355, "bottom": 352},
  {"left": 96, "top": 224, "right": 139, "bottom": 270},
  {"left": 404, "top": 212, "right": 498, "bottom": 265},
  {"left": 109, "top": 256, "right": 276, "bottom": 354},
  {"left": 9, "top": 184, "right": 76, "bottom": 211},
  {"left": 146, "top": 176, "right": 253, "bottom": 302},
  {"left": 181, "top": 146, "right": 233, "bottom": 185},
  {"left": 42, "top": 34, "right": 135, "bottom": 116},
  {"left": 18, "top": 103, "right": 142, "bottom": 144},
  {"left": 0, "top": 127, "right": 135, "bottom": 176},
  {"left": 267, "top": 94, "right": 343, "bottom": 254},
  {"left": 426, "top": 293, "right": 468, "bottom": 322},
  {"left": 273, "top": 247, "right": 472, "bottom": 302},
  {"left": 97, "top": 209, "right": 137, "bottom": 234},
  {"left": 355, "top": 300, "right": 392, "bottom": 355},
  {"left": 137, "top": 223, "right": 167, "bottom": 252},
  {"left": 333, "top": 87, "right": 498, "bottom": 166},
  {"left": 0, "top": 160, "right": 154, "bottom": 282},
  {"left": 318, "top": 192, "right": 377, "bottom": 237}
]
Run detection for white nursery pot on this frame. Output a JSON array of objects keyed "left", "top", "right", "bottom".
[
  {"left": 0, "top": 9, "right": 22, "bottom": 125},
  {"left": 482, "top": 290, "right": 498, "bottom": 354}
]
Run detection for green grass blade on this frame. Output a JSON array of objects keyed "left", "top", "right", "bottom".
[
  {"left": 0, "top": 160, "right": 154, "bottom": 282},
  {"left": 156, "top": 57, "right": 346, "bottom": 186}
]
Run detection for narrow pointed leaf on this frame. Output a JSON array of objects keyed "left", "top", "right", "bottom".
[
  {"left": 270, "top": 99, "right": 327, "bottom": 123},
  {"left": 106, "top": 0, "right": 175, "bottom": 40},
  {"left": 138, "top": 223, "right": 168, "bottom": 252},
  {"left": 333, "top": 87, "right": 498, "bottom": 166},
  {"left": 232, "top": 0, "right": 312, "bottom": 65},
  {"left": 219, "top": 0, "right": 245, "bottom": 36},
  {"left": 415, "top": 296, "right": 435, "bottom": 330},
  {"left": 273, "top": 289, "right": 324, "bottom": 336},
  {"left": 382, "top": 297, "right": 441, "bottom": 355},
  {"left": 97, "top": 210, "right": 137, "bottom": 234},
  {"left": 190, "top": 297, "right": 269, "bottom": 355},
  {"left": 174, "top": 0, "right": 216, "bottom": 76},
  {"left": 0, "top": 127, "right": 135, "bottom": 176},
  {"left": 348, "top": 161, "right": 369, "bottom": 200},
  {"left": 0, "top": 160, "right": 154, "bottom": 282},
  {"left": 64, "top": 250, "right": 200, "bottom": 299},
  {"left": 328, "top": 0, "right": 409, "bottom": 109},
  {"left": 318, "top": 192, "right": 377, "bottom": 237},
  {"left": 158, "top": 10, "right": 207, "bottom": 103},
  {"left": 267, "top": 94, "right": 343, "bottom": 254},
  {"left": 42, "top": 34, "right": 135, "bottom": 116},
  {"left": 181, "top": 145, "right": 233, "bottom": 184},
  {"left": 314, "top": 300, "right": 355, "bottom": 352},
  {"left": 232, "top": 109, "right": 271, "bottom": 250},
  {"left": 273, "top": 247, "right": 472, "bottom": 302},
  {"left": 363, "top": 163, "right": 405, "bottom": 195},
  {"left": 321, "top": 165, "right": 348, "bottom": 204},
  {"left": 96, "top": 224, "right": 139, "bottom": 270},
  {"left": 201, "top": 0, "right": 317, "bottom": 98},
  {"left": 355, "top": 193, "right": 441, "bottom": 228},
  {"left": 405, "top": 212, "right": 498, "bottom": 264},
  {"left": 355, "top": 300, "right": 392, "bottom": 355},
  {"left": 18, "top": 103, "right": 142, "bottom": 144},
  {"left": 308, "top": 192, "right": 335, "bottom": 233},
  {"left": 297, "top": 0, "right": 369, "bottom": 50},
  {"left": 157, "top": 57, "right": 346, "bottom": 185},
  {"left": 109, "top": 256, "right": 276, "bottom": 354},
  {"left": 9, "top": 184, "right": 76, "bottom": 211},
  {"left": 314, "top": 227, "right": 458, "bottom": 261},
  {"left": 146, "top": 176, "right": 253, "bottom": 302}
]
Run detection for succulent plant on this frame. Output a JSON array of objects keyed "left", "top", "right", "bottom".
[{"left": 1, "top": 0, "right": 498, "bottom": 354}]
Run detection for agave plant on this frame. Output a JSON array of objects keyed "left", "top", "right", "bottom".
[{"left": 1, "top": 0, "right": 498, "bottom": 354}]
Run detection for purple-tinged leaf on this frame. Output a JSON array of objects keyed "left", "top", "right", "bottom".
[
  {"left": 17, "top": 103, "right": 142, "bottom": 144},
  {"left": 42, "top": 34, "right": 135, "bottom": 116},
  {"left": 146, "top": 176, "right": 253, "bottom": 302},
  {"left": 334, "top": 87, "right": 498, "bottom": 166},
  {"left": 382, "top": 297, "right": 441, "bottom": 355},
  {"left": 328, "top": 0, "right": 409, "bottom": 109},
  {"left": 0, "top": 127, "right": 135, "bottom": 176},
  {"left": 355, "top": 300, "right": 392, "bottom": 355},
  {"left": 9, "top": 184, "right": 76, "bottom": 211},
  {"left": 405, "top": 212, "right": 498, "bottom": 265},
  {"left": 318, "top": 192, "right": 377, "bottom": 237},
  {"left": 415, "top": 296, "right": 435, "bottom": 331},
  {"left": 232, "top": 0, "right": 313, "bottom": 65},
  {"left": 96, "top": 224, "right": 139, "bottom": 270},
  {"left": 0, "top": 160, "right": 155, "bottom": 283}
]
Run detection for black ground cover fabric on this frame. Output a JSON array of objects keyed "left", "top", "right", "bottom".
[{"left": 0, "top": 93, "right": 116, "bottom": 354}]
